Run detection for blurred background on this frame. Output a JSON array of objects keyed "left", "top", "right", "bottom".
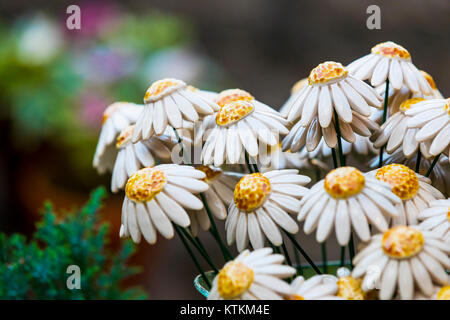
[{"left": 0, "top": 0, "right": 448, "bottom": 299}]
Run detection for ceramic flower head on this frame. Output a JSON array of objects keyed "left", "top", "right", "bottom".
[
  {"left": 298, "top": 166, "right": 401, "bottom": 245},
  {"left": 370, "top": 164, "right": 444, "bottom": 225},
  {"left": 374, "top": 70, "right": 443, "bottom": 119},
  {"left": 186, "top": 165, "right": 241, "bottom": 237},
  {"left": 347, "top": 41, "right": 432, "bottom": 94},
  {"left": 226, "top": 170, "right": 310, "bottom": 251},
  {"left": 111, "top": 125, "right": 192, "bottom": 192},
  {"left": 284, "top": 61, "right": 382, "bottom": 128},
  {"left": 195, "top": 100, "right": 288, "bottom": 166},
  {"left": 120, "top": 164, "right": 209, "bottom": 244},
  {"left": 132, "top": 78, "right": 219, "bottom": 142},
  {"left": 418, "top": 199, "right": 450, "bottom": 244},
  {"left": 214, "top": 88, "right": 280, "bottom": 115},
  {"left": 93, "top": 102, "right": 144, "bottom": 174},
  {"left": 405, "top": 98, "right": 450, "bottom": 159},
  {"left": 279, "top": 78, "right": 308, "bottom": 116},
  {"left": 372, "top": 98, "right": 433, "bottom": 158},
  {"left": 369, "top": 149, "right": 450, "bottom": 195},
  {"left": 285, "top": 275, "right": 342, "bottom": 300},
  {"left": 352, "top": 225, "right": 450, "bottom": 300},
  {"left": 208, "top": 248, "right": 296, "bottom": 300}
]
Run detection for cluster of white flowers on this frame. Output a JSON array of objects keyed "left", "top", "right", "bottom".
[{"left": 93, "top": 41, "right": 449, "bottom": 300}]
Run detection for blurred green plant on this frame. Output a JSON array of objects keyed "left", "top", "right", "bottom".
[{"left": 0, "top": 187, "right": 147, "bottom": 299}]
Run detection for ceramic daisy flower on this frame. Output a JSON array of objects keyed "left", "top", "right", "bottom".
[
  {"left": 352, "top": 225, "right": 450, "bottom": 300},
  {"left": 372, "top": 98, "right": 430, "bottom": 158},
  {"left": 282, "top": 112, "right": 379, "bottom": 153},
  {"left": 405, "top": 98, "right": 450, "bottom": 159},
  {"left": 298, "top": 166, "right": 401, "bottom": 245},
  {"left": 132, "top": 78, "right": 219, "bottom": 142},
  {"left": 370, "top": 164, "right": 444, "bottom": 226},
  {"left": 196, "top": 100, "right": 288, "bottom": 166},
  {"left": 347, "top": 41, "right": 432, "bottom": 94},
  {"left": 369, "top": 149, "right": 450, "bottom": 195},
  {"left": 119, "top": 165, "right": 209, "bottom": 244},
  {"left": 285, "top": 275, "right": 341, "bottom": 300},
  {"left": 374, "top": 70, "right": 443, "bottom": 118},
  {"left": 93, "top": 102, "right": 144, "bottom": 174},
  {"left": 187, "top": 165, "right": 241, "bottom": 236},
  {"left": 280, "top": 78, "right": 308, "bottom": 116},
  {"left": 214, "top": 88, "right": 280, "bottom": 115},
  {"left": 111, "top": 125, "right": 189, "bottom": 192},
  {"left": 334, "top": 267, "right": 377, "bottom": 300},
  {"left": 284, "top": 61, "right": 382, "bottom": 128},
  {"left": 418, "top": 199, "right": 450, "bottom": 244},
  {"left": 208, "top": 247, "right": 296, "bottom": 300},
  {"left": 226, "top": 170, "right": 310, "bottom": 251}
]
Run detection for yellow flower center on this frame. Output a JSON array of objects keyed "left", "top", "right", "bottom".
[
  {"left": 217, "top": 261, "right": 254, "bottom": 299},
  {"left": 116, "top": 125, "right": 134, "bottom": 148},
  {"left": 447, "top": 207, "right": 450, "bottom": 223},
  {"left": 399, "top": 97, "right": 425, "bottom": 112},
  {"left": 234, "top": 173, "right": 271, "bottom": 212},
  {"left": 371, "top": 41, "right": 411, "bottom": 60},
  {"left": 337, "top": 277, "right": 365, "bottom": 300},
  {"left": 144, "top": 78, "right": 184, "bottom": 102},
  {"left": 102, "top": 102, "right": 128, "bottom": 124},
  {"left": 196, "top": 165, "right": 223, "bottom": 183},
  {"left": 437, "top": 286, "right": 450, "bottom": 300},
  {"left": 215, "top": 89, "right": 254, "bottom": 108},
  {"left": 375, "top": 164, "right": 419, "bottom": 200},
  {"left": 125, "top": 167, "right": 167, "bottom": 202},
  {"left": 324, "top": 167, "right": 365, "bottom": 199},
  {"left": 420, "top": 70, "right": 437, "bottom": 90},
  {"left": 382, "top": 226, "right": 424, "bottom": 259},
  {"left": 308, "top": 61, "right": 348, "bottom": 85},
  {"left": 291, "top": 78, "right": 308, "bottom": 94},
  {"left": 286, "top": 294, "right": 305, "bottom": 300},
  {"left": 216, "top": 100, "right": 255, "bottom": 126}
]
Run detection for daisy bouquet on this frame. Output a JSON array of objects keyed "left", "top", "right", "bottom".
[{"left": 93, "top": 41, "right": 449, "bottom": 300}]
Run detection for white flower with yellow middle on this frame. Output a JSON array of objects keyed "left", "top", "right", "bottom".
[
  {"left": 196, "top": 100, "right": 288, "bottom": 166},
  {"left": 369, "top": 164, "right": 444, "bottom": 226},
  {"left": 298, "top": 166, "right": 401, "bottom": 245},
  {"left": 120, "top": 165, "right": 209, "bottom": 244},
  {"left": 132, "top": 78, "right": 219, "bottom": 142},
  {"left": 347, "top": 41, "right": 432, "bottom": 95},
  {"left": 352, "top": 225, "right": 450, "bottom": 300},
  {"left": 285, "top": 275, "right": 342, "bottom": 300},
  {"left": 418, "top": 198, "right": 450, "bottom": 244},
  {"left": 93, "top": 102, "right": 143, "bottom": 174},
  {"left": 226, "top": 170, "right": 310, "bottom": 252},
  {"left": 208, "top": 247, "right": 296, "bottom": 300}
]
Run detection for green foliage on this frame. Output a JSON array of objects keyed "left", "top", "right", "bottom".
[{"left": 0, "top": 187, "right": 147, "bottom": 300}]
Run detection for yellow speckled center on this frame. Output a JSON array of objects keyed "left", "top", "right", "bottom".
[
  {"left": 399, "top": 98, "right": 425, "bottom": 112},
  {"left": 375, "top": 164, "right": 419, "bottom": 200},
  {"left": 196, "top": 165, "right": 223, "bottom": 183},
  {"left": 125, "top": 167, "right": 167, "bottom": 202},
  {"left": 291, "top": 78, "right": 308, "bottom": 94},
  {"left": 337, "top": 277, "right": 365, "bottom": 300},
  {"left": 215, "top": 89, "right": 254, "bottom": 108},
  {"left": 144, "top": 78, "right": 184, "bottom": 101},
  {"left": 217, "top": 261, "right": 254, "bottom": 299},
  {"left": 371, "top": 41, "right": 411, "bottom": 60},
  {"left": 308, "top": 61, "right": 348, "bottom": 85},
  {"left": 382, "top": 226, "right": 424, "bottom": 259},
  {"left": 437, "top": 286, "right": 450, "bottom": 300},
  {"left": 216, "top": 100, "right": 255, "bottom": 126},
  {"left": 234, "top": 173, "right": 271, "bottom": 212},
  {"left": 116, "top": 125, "right": 135, "bottom": 148},
  {"left": 420, "top": 71, "right": 437, "bottom": 90},
  {"left": 324, "top": 167, "right": 365, "bottom": 199},
  {"left": 102, "top": 102, "right": 127, "bottom": 124},
  {"left": 447, "top": 207, "right": 450, "bottom": 223},
  {"left": 286, "top": 294, "right": 305, "bottom": 300}
]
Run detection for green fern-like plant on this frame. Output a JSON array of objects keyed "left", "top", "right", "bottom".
[{"left": 0, "top": 187, "right": 147, "bottom": 299}]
